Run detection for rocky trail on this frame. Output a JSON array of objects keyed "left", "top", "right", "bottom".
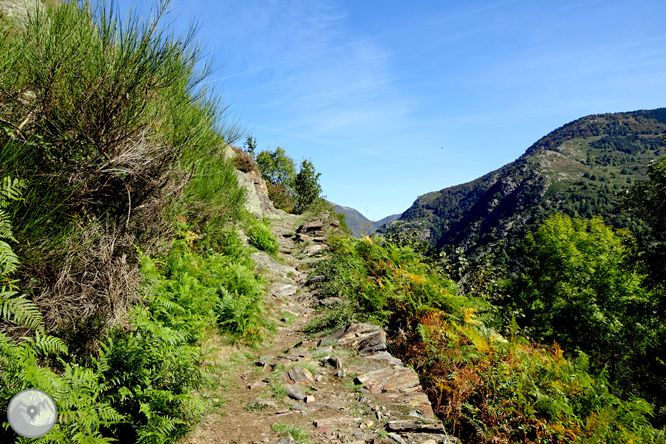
[{"left": 181, "top": 213, "right": 459, "bottom": 444}]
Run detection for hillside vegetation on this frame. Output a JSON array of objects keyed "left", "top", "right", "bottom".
[
  {"left": 307, "top": 154, "right": 666, "bottom": 441},
  {"left": 0, "top": 1, "right": 279, "bottom": 441}
]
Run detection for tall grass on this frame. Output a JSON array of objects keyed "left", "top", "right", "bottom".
[{"left": 0, "top": 0, "right": 244, "bottom": 350}]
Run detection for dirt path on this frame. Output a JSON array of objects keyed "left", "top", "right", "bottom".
[{"left": 181, "top": 214, "right": 458, "bottom": 444}]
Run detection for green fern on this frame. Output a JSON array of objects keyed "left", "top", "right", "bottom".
[
  {"left": 0, "top": 287, "right": 44, "bottom": 330},
  {"left": 22, "top": 330, "right": 69, "bottom": 356},
  {"left": 0, "top": 240, "right": 19, "bottom": 276},
  {"left": 0, "top": 176, "right": 25, "bottom": 278}
]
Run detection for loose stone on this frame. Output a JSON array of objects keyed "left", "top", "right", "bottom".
[
  {"left": 284, "top": 384, "right": 306, "bottom": 401},
  {"left": 385, "top": 421, "right": 446, "bottom": 433},
  {"left": 387, "top": 433, "right": 407, "bottom": 444},
  {"left": 285, "top": 366, "right": 314, "bottom": 385}
]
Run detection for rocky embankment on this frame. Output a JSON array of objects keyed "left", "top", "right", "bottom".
[{"left": 183, "top": 214, "right": 459, "bottom": 444}]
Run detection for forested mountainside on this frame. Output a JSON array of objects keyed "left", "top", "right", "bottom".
[{"left": 383, "top": 109, "right": 666, "bottom": 266}]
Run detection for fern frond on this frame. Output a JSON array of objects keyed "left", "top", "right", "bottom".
[
  {"left": 0, "top": 175, "right": 24, "bottom": 278},
  {"left": 0, "top": 287, "right": 44, "bottom": 329},
  {"left": 19, "top": 330, "right": 68, "bottom": 356},
  {"left": 0, "top": 210, "right": 16, "bottom": 241},
  {"left": 0, "top": 176, "right": 26, "bottom": 205},
  {"left": 0, "top": 240, "right": 19, "bottom": 275}
]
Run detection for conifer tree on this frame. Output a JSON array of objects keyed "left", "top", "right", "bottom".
[{"left": 294, "top": 159, "right": 322, "bottom": 214}]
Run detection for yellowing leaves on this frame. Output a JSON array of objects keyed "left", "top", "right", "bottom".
[
  {"left": 463, "top": 307, "right": 481, "bottom": 325},
  {"left": 467, "top": 328, "right": 491, "bottom": 353},
  {"left": 408, "top": 273, "right": 426, "bottom": 284}
]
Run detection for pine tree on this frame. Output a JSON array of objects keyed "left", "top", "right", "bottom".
[{"left": 294, "top": 159, "right": 322, "bottom": 214}]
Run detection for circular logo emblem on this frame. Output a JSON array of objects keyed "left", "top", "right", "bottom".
[{"left": 7, "top": 389, "right": 57, "bottom": 438}]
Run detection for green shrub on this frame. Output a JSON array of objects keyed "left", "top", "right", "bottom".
[
  {"left": 98, "top": 310, "right": 208, "bottom": 443},
  {"left": 246, "top": 218, "right": 279, "bottom": 255},
  {"left": 183, "top": 152, "right": 246, "bottom": 231},
  {"left": 214, "top": 260, "right": 270, "bottom": 343},
  {"left": 0, "top": 332, "right": 124, "bottom": 443},
  {"left": 0, "top": 176, "right": 25, "bottom": 282},
  {"left": 255, "top": 147, "right": 324, "bottom": 214},
  {"left": 271, "top": 422, "right": 311, "bottom": 443},
  {"left": 266, "top": 183, "right": 295, "bottom": 213},
  {"left": 307, "top": 236, "right": 460, "bottom": 332}
]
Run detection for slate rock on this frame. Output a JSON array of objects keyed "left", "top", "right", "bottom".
[
  {"left": 306, "top": 274, "right": 327, "bottom": 285},
  {"left": 297, "top": 220, "right": 324, "bottom": 233},
  {"left": 394, "top": 392, "right": 435, "bottom": 418},
  {"left": 387, "top": 433, "right": 407, "bottom": 444},
  {"left": 314, "top": 417, "right": 362, "bottom": 428},
  {"left": 304, "top": 244, "right": 328, "bottom": 255},
  {"left": 250, "top": 398, "right": 277, "bottom": 408},
  {"left": 255, "top": 355, "right": 273, "bottom": 366},
  {"left": 319, "top": 323, "right": 387, "bottom": 353},
  {"left": 355, "top": 367, "right": 420, "bottom": 393},
  {"left": 286, "top": 366, "right": 314, "bottom": 385},
  {"left": 359, "top": 329, "right": 387, "bottom": 354},
  {"left": 284, "top": 384, "right": 306, "bottom": 401},
  {"left": 325, "top": 357, "right": 343, "bottom": 369},
  {"left": 295, "top": 233, "right": 312, "bottom": 243},
  {"left": 273, "top": 284, "right": 298, "bottom": 297},
  {"left": 385, "top": 421, "right": 446, "bottom": 433},
  {"left": 286, "top": 348, "right": 311, "bottom": 362},
  {"left": 319, "top": 297, "right": 344, "bottom": 306},
  {"left": 247, "top": 380, "right": 266, "bottom": 390},
  {"left": 365, "top": 351, "right": 404, "bottom": 367}
]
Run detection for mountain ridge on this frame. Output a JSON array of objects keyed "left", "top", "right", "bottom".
[{"left": 382, "top": 108, "right": 666, "bottom": 265}]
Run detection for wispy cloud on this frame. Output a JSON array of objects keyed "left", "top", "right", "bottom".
[{"left": 208, "top": 0, "right": 527, "bottom": 83}]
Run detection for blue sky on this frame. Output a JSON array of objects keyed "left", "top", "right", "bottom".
[{"left": 119, "top": 0, "right": 666, "bottom": 220}]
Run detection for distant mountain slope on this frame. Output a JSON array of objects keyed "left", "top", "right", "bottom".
[
  {"left": 333, "top": 204, "right": 400, "bottom": 237},
  {"left": 374, "top": 213, "right": 401, "bottom": 230},
  {"left": 383, "top": 108, "right": 666, "bottom": 266}
]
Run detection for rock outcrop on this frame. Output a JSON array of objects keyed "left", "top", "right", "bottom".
[{"left": 224, "top": 145, "right": 286, "bottom": 219}]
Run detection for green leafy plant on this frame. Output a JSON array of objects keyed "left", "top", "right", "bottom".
[
  {"left": 0, "top": 0, "right": 243, "bottom": 354},
  {"left": 307, "top": 229, "right": 664, "bottom": 443},
  {"left": 246, "top": 218, "right": 279, "bottom": 255},
  {"left": 255, "top": 147, "right": 296, "bottom": 191},
  {"left": 0, "top": 176, "right": 24, "bottom": 281}
]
